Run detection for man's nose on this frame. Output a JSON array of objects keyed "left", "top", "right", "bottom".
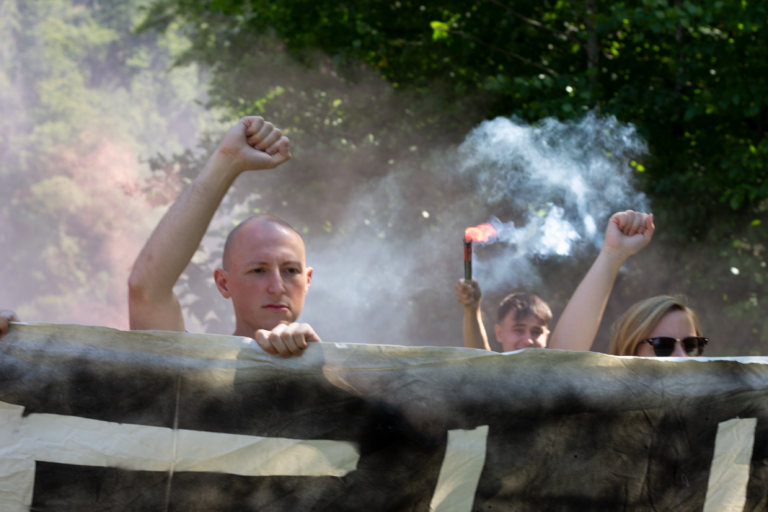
[
  {"left": 266, "top": 270, "right": 286, "bottom": 295},
  {"left": 671, "top": 341, "right": 689, "bottom": 357}
]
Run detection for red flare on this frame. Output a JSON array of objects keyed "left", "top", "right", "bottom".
[{"left": 464, "top": 224, "right": 497, "bottom": 243}]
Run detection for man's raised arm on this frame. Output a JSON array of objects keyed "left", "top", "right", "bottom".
[
  {"left": 128, "top": 117, "right": 290, "bottom": 331},
  {"left": 455, "top": 279, "right": 491, "bottom": 350}
]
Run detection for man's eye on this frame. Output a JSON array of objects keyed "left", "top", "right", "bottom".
[
  {"left": 284, "top": 268, "right": 300, "bottom": 274},
  {"left": 251, "top": 268, "right": 264, "bottom": 273}
]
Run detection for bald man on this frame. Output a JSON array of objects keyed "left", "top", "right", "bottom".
[{"left": 129, "top": 117, "right": 318, "bottom": 358}]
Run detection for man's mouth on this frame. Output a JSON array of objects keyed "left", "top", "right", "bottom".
[{"left": 263, "top": 304, "right": 290, "bottom": 311}]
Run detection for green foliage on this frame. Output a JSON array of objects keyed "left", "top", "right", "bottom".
[
  {"left": 141, "top": 0, "right": 767, "bottom": 231},
  {"left": 0, "top": 0, "right": 213, "bottom": 327}
]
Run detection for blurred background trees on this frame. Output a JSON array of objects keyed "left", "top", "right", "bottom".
[
  {"left": 0, "top": 0, "right": 217, "bottom": 327},
  {"left": 2, "top": 0, "right": 767, "bottom": 354}
]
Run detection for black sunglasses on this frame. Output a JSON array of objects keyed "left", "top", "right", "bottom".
[{"left": 640, "top": 337, "right": 709, "bottom": 357}]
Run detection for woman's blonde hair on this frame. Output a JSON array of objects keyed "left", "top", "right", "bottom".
[{"left": 609, "top": 296, "right": 702, "bottom": 356}]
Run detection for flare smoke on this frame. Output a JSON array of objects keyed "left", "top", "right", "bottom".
[{"left": 459, "top": 112, "right": 648, "bottom": 288}]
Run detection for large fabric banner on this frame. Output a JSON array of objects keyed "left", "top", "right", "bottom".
[{"left": 0, "top": 323, "right": 767, "bottom": 511}]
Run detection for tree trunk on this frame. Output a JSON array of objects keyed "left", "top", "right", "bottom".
[{"left": 585, "top": 0, "right": 599, "bottom": 112}]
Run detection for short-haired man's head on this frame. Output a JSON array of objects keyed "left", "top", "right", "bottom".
[
  {"left": 214, "top": 213, "right": 311, "bottom": 335},
  {"left": 497, "top": 292, "right": 553, "bottom": 326},
  {"left": 222, "top": 214, "right": 299, "bottom": 270},
  {"left": 494, "top": 292, "right": 552, "bottom": 352}
]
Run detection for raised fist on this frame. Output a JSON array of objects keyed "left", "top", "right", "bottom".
[
  {"left": 216, "top": 116, "right": 291, "bottom": 173},
  {"left": 455, "top": 278, "right": 482, "bottom": 311},
  {"left": 603, "top": 210, "right": 655, "bottom": 260}
]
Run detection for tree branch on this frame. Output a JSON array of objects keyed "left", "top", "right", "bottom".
[
  {"left": 387, "top": 39, "right": 424, "bottom": 46},
  {"left": 484, "top": 0, "right": 581, "bottom": 46},
  {"left": 438, "top": 29, "right": 560, "bottom": 77}
]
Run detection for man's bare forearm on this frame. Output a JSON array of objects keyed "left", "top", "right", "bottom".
[
  {"left": 128, "top": 151, "right": 239, "bottom": 328},
  {"left": 463, "top": 307, "right": 491, "bottom": 350},
  {"left": 548, "top": 250, "right": 625, "bottom": 351}
]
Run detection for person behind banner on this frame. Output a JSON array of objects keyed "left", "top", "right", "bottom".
[
  {"left": 609, "top": 295, "right": 708, "bottom": 357},
  {"left": 455, "top": 283, "right": 552, "bottom": 352},
  {"left": 0, "top": 309, "right": 19, "bottom": 337},
  {"left": 547, "top": 210, "right": 656, "bottom": 352},
  {"left": 129, "top": 117, "right": 317, "bottom": 358}
]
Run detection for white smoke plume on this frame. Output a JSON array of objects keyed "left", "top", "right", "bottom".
[
  {"left": 297, "top": 112, "right": 649, "bottom": 345},
  {"left": 459, "top": 113, "right": 648, "bottom": 290}
]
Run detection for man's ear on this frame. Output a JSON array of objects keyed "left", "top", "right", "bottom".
[
  {"left": 305, "top": 267, "right": 313, "bottom": 293},
  {"left": 214, "top": 268, "right": 231, "bottom": 299},
  {"left": 493, "top": 323, "right": 502, "bottom": 343}
]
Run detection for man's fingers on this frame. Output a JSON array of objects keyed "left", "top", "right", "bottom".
[
  {"left": 265, "top": 323, "right": 294, "bottom": 357},
  {"left": 254, "top": 127, "right": 282, "bottom": 151},
  {"left": 266, "top": 136, "right": 291, "bottom": 161},
  {"left": 455, "top": 282, "right": 471, "bottom": 301},
  {"left": 256, "top": 325, "right": 292, "bottom": 357},
  {"left": 255, "top": 330, "right": 279, "bottom": 355},
  {"left": 268, "top": 334, "right": 292, "bottom": 358},
  {"left": 269, "top": 323, "right": 306, "bottom": 357},
  {"left": 287, "top": 335, "right": 306, "bottom": 355},
  {"left": 247, "top": 125, "right": 278, "bottom": 149},
  {"left": 281, "top": 323, "right": 307, "bottom": 356},
  {"left": 256, "top": 323, "right": 320, "bottom": 357},
  {"left": 244, "top": 116, "right": 266, "bottom": 137},
  {"left": 456, "top": 279, "right": 481, "bottom": 307},
  {"left": 296, "top": 323, "right": 322, "bottom": 343},
  {"left": 253, "top": 121, "right": 275, "bottom": 144},
  {"left": 271, "top": 323, "right": 287, "bottom": 336}
]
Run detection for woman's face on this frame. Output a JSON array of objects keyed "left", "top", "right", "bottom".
[{"left": 634, "top": 310, "right": 697, "bottom": 357}]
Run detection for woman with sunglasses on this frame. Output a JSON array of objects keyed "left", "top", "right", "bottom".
[
  {"left": 549, "top": 210, "right": 709, "bottom": 357},
  {"left": 608, "top": 296, "right": 708, "bottom": 357},
  {"left": 549, "top": 209, "right": 655, "bottom": 352}
]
